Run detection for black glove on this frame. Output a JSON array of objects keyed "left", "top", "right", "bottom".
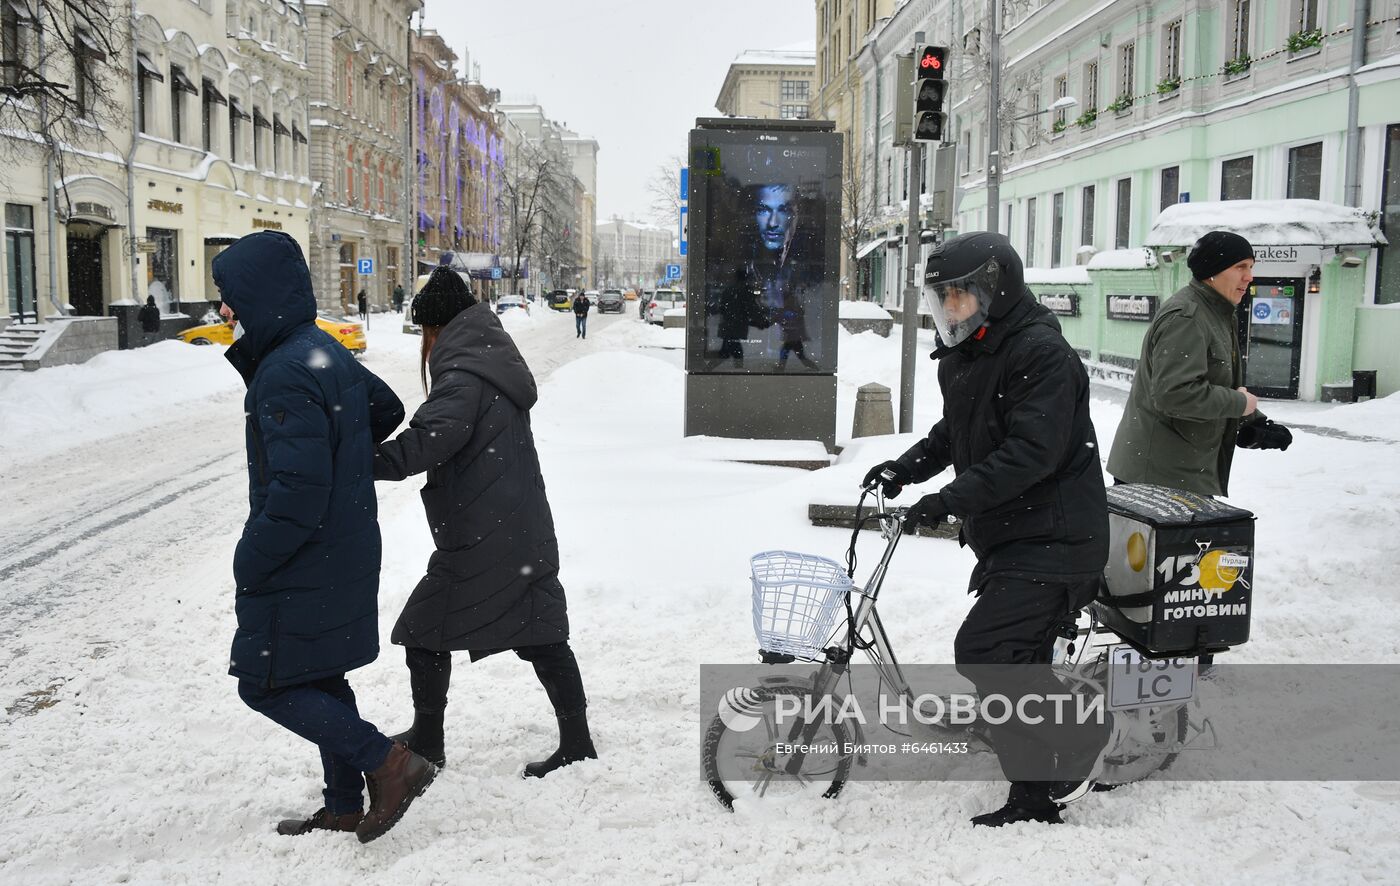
[
  {"left": 905, "top": 493, "right": 948, "bottom": 528},
  {"left": 1237, "top": 419, "right": 1292, "bottom": 451},
  {"left": 861, "top": 460, "right": 911, "bottom": 498}
]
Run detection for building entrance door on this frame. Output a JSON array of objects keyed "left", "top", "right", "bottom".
[
  {"left": 1236, "top": 277, "right": 1304, "bottom": 399},
  {"left": 66, "top": 224, "right": 106, "bottom": 316}
]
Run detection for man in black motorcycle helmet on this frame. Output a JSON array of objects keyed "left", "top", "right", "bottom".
[{"left": 862, "top": 231, "right": 1114, "bottom": 826}]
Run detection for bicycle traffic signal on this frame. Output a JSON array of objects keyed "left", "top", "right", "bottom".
[{"left": 913, "top": 44, "right": 949, "bottom": 144}]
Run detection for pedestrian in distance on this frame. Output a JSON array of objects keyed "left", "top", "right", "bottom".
[
  {"left": 393, "top": 283, "right": 405, "bottom": 314},
  {"left": 573, "top": 290, "right": 592, "bottom": 339},
  {"left": 212, "top": 231, "right": 437, "bottom": 844},
  {"left": 374, "top": 266, "right": 597, "bottom": 780},
  {"left": 1107, "top": 230, "right": 1292, "bottom": 497},
  {"left": 138, "top": 295, "right": 160, "bottom": 335},
  {"left": 862, "top": 231, "right": 1113, "bottom": 828},
  {"left": 357, "top": 288, "right": 368, "bottom": 320}
]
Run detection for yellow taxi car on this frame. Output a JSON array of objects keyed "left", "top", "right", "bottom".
[{"left": 178, "top": 313, "right": 367, "bottom": 354}]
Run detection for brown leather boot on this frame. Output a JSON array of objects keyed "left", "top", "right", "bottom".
[
  {"left": 355, "top": 742, "right": 436, "bottom": 844},
  {"left": 276, "top": 807, "right": 363, "bottom": 836}
]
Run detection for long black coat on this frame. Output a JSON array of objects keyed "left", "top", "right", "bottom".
[
  {"left": 374, "top": 303, "right": 568, "bottom": 652},
  {"left": 896, "top": 293, "right": 1109, "bottom": 589},
  {"left": 217, "top": 231, "right": 405, "bottom": 688}
]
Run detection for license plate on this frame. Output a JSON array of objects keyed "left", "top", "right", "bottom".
[{"left": 1106, "top": 645, "right": 1197, "bottom": 711}]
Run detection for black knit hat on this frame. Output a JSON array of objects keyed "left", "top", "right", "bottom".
[
  {"left": 411, "top": 266, "right": 477, "bottom": 327},
  {"left": 1187, "top": 230, "right": 1255, "bottom": 281}
]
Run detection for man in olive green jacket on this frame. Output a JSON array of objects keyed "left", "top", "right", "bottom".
[{"left": 1107, "top": 230, "right": 1292, "bottom": 497}]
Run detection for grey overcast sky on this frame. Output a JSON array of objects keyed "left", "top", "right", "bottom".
[{"left": 422, "top": 0, "right": 815, "bottom": 226}]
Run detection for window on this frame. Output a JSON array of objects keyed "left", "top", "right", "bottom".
[
  {"left": 346, "top": 145, "right": 356, "bottom": 204},
  {"left": 1118, "top": 42, "right": 1135, "bottom": 106},
  {"left": 780, "top": 79, "right": 810, "bottom": 102},
  {"left": 2, "top": 3, "right": 33, "bottom": 89},
  {"left": 169, "top": 65, "right": 198, "bottom": 144},
  {"left": 252, "top": 106, "right": 270, "bottom": 169},
  {"left": 5, "top": 203, "right": 37, "bottom": 322},
  {"left": 1163, "top": 19, "right": 1183, "bottom": 82},
  {"left": 1053, "top": 75, "right": 1068, "bottom": 129},
  {"left": 1376, "top": 125, "right": 1400, "bottom": 305},
  {"left": 1229, "top": 0, "right": 1251, "bottom": 65},
  {"left": 1293, "top": 0, "right": 1317, "bottom": 35},
  {"left": 1025, "top": 197, "right": 1037, "bottom": 266},
  {"left": 1115, "top": 178, "right": 1131, "bottom": 248},
  {"left": 1083, "top": 61, "right": 1099, "bottom": 117},
  {"left": 1027, "top": 91, "right": 1041, "bottom": 145},
  {"left": 146, "top": 228, "right": 179, "bottom": 306},
  {"left": 1287, "top": 142, "right": 1323, "bottom": 199},
  {"left": 201, "top": 78, "right": 226, "bottom": 153},
  {"left": 361, "top": 149, "right": 370, "bottom": 206},
  {"left": 1221, "top": 155, "right": 1253, "bottom": 199},
  {"left": 272, "top": 114, "right": 286, "bottom": 173},
  {"left": 73, "top": 31, "right": 105, "bottom": 118},
  {"left": 228, "top": 96, "right": 249, "bottom": 163},
  {"left": 1160, "top": 166, "right": 1180, "bottom": 211},
  {"left": 1005, "top": 203, "right": 1013, "bottom": 239},
  {"left": 961, "top": 128, "right": 971, "bottom": 174},
  {"left": 780, "top": 104, "right": 809, "bottom": 119},
  {"left": 345, "top": 56, "right": 354, "bottom": 106},
  {"left": 1051, "top": 192, "right": 1065, "bottom": 268},
  {"left": 1081, "top": 185, "right": 1096, "bottom": 248}
]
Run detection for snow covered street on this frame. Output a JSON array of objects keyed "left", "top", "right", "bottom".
[{"left": 2, "top": 311, "right": 1399, "bottom": 884}]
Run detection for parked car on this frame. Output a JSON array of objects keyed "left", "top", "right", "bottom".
[
  {"left": 178, "top": 313, "right": 367, "bottom": 354},
  {"left": 624, "top": 289, "right": 640, "bottom": 301},
  {"left": 496, "top": 294, "right": 530, "bottom": 316},
  {"left": 547, "top": 290, "right": 573, "bottom": 311},
  {"left": 596, "top": 289, "right": 625, "bottom": 313},
  {"left": 645, "top": 288, "right": 686, "bottom": 325}
]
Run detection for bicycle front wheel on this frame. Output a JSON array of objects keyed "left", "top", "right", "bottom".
[{"left": 702, "top": 683, "right": 854, "bottom": 812}]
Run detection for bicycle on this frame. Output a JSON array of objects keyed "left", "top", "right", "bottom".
[{"left": 702, "top": 483, "right": 1215, "bottom": 811}]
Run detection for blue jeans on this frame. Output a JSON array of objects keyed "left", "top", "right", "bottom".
[
  {"left": 239, "top": 675, "right": 394, "bottom": 815},
  {"left": 575, "top": 315, "right": 587, "bottom": 337}
]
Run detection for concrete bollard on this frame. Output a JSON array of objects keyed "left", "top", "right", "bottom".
[{"left": 852, "top": 382, "right": 895, "bottom": 438}]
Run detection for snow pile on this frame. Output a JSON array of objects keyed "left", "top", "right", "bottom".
[
  {"left": 1024, "top": 266, "right": 1092, "bottom": 285},
  {"left": 1146, "top": 199, "right": 1386, "bottom": 247},
  {"left": 1087, "top": 247, "right": 1158, "bottom": 271},
  {"left": 837, "top": 300, "right": 892, "bottom": 319}
]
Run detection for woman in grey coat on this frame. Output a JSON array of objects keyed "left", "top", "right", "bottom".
[{"left": 374, "top": 267, "right": 596, "bottom": 778}]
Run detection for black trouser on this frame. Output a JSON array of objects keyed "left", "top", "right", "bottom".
[
  {"left": 405, "top": 641, "right": 587, "bottom": 716},
  {"left": 954, "top": 576, "right": 1106, "bottom": 807}
]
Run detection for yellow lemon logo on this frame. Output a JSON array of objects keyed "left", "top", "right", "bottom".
[
  {"left": 1125, "top": 532, "right": 1147, "bottom": 572},
  {"left": 1199, "top": 549, "right": 1244, "bottom": 597}
]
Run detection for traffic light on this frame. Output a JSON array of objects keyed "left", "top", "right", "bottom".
[{"left": 913, "top": 44, "right": 949, "bottom": 144}]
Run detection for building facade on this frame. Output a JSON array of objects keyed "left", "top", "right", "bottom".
[
  {"left": 853, "top": 0, "right": 1400, "bottom": 400},
  {"left": 410, "top": 28, "right": 503, "bottom": 283},
  {"left": 594, "top": 219, "right": 682, "bottom": 290},
  {"left": 562, "top": 127, "right": 599, "bottom": 287},
  {"left": 497, "top": 103, "right": 584, "bottom": 294},
  {"left": 2, "top": 0, "right": 314, "bottom": 324},
  {"left": 304, "top": 0, "right": 418, "bottom": 314},
  {"left": 715, "top": 47, "right": 816, "bottom": 119}
]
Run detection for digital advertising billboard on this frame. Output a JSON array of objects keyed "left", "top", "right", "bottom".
[{"left": 685, "top": 123, "right": 843, "bottom": 375}]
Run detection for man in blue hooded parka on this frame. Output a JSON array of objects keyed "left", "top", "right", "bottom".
[{"left": 213, "top": 230, "right": 434, "bottom": 844}]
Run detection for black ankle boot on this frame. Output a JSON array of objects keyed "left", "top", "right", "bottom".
[
  {"left": 390, "top": 709, "right": 446, "bottom": 768},
  {"left": 522, "top": 707, "right": 598, "bottom": 779}
]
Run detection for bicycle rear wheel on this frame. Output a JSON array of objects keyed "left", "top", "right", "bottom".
[{"left": 702, "top": 684, "right": 854, "bottom": 811}]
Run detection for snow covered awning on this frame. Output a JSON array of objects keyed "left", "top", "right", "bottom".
[
  {"left": 1024, "top": 266, "right": 1092, "bottom": 286},
  {"left": 1146, "top": 200, "right": 1387, "bottom": 248},
  {"left": 855, "top": 237, "right": 883, "bottom": 260},
  {"left": 1087, "top": 248, "right": 1157, "bottom": 271}
]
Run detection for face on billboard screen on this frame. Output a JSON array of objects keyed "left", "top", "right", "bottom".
[{"left": 685, "top": 128, "right": 842, "bottom": 374}]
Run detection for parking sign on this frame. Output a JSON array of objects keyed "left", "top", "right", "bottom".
[
  {"left": 665, "top": 263, "right": 682, "bottom": 280},
  {"left": 357, "top": 258, "right": 374, "bottom": 275}
]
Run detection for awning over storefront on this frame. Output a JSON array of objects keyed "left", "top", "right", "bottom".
[
  {"left": 1146, "top": 199, "right": 1388, "bottom": 248},
  {"left": 855, "top": 237, "right": 883, "bottom": 260}
]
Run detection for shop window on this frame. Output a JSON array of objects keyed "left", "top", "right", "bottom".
[
  {"left": 5, "top": 203, "right": 37, "bottom": 322},
  {"left": 146, "top": 227, "right": 179, "bottom": 311},
  {"left": 1081, "top": 185, "right": 1095, "bottom": 249},
  {"left": 1221, "top": 155, "right": 1253, "bottom": 200},
  {"left": 1287, "top": 142, "right": 1322, "bottom": 200}
]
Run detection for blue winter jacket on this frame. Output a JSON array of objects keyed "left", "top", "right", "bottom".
[{"left": 214, "top": 231, "right": 404, "bottom": 688}]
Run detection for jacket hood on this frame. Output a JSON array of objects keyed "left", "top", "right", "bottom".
[
  {"left": 429, "top": 302, "right": 538, "bottom": 410},
  {"left": 212, "top": 231, "right": 317, "bottom": 360}
]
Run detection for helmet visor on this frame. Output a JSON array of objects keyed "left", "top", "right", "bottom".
[{"left": 921, "top": 257, "right": 1000, "bottom": 347}]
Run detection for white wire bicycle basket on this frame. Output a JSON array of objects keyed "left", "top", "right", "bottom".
[{"left": 750, "top": 550, "right": 854, "bottom": 661}]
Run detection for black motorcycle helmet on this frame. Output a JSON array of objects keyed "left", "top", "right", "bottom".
[{"left": 922, "top": 231, "right": 1026, "bottom": 347}]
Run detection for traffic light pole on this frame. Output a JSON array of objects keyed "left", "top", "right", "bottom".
[{"left": 898, "top": 139, "right": 924, "bottom": 435}]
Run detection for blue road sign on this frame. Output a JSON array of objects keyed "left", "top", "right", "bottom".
[
  {"left": 665, "top": 263, "right": 682, "bottom": 280},
  {"left": 357, "top": 258, "right": 374, "bottom": 275},
  {"left": 679, "top": 205, "right": 688, "bottom": 257},
  {"left": 490, "top": 268, "right": 502, "bottom": 280},
  {"left": 680, "top": 167, "right": 689, "bottom": 203}
]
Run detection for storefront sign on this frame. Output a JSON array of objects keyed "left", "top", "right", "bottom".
[
  {"left": 147, "top": 199, "right": 183, "bottom": 214},
  {"left": 1106, "top": 294, "right": 1158, "bottom": 321},
  {"left": 1037, "top": 292, "right": 1079, "bottom": 316},
  {"left": 1252, "top": 245, "right": 1323, "bottom": 265},
  {"left": 252, "top": 218, "right": 283, "bottom": 230}
]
